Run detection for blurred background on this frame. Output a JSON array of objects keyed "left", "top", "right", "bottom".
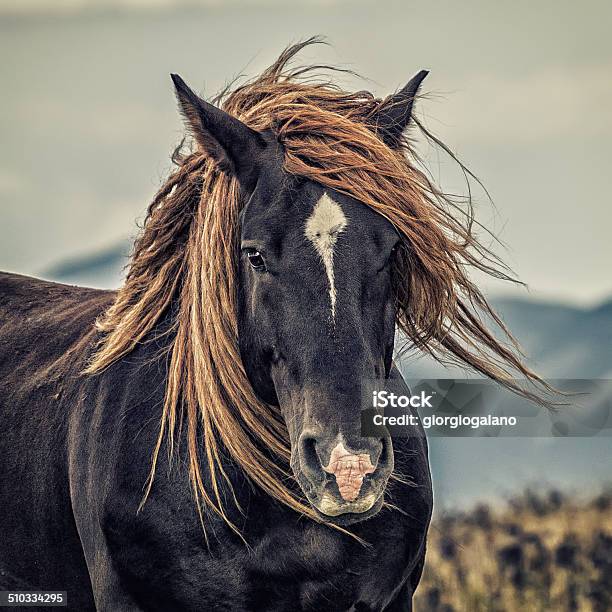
[{"left": 1, "top": 0, "right": 611, "bottom": 554}]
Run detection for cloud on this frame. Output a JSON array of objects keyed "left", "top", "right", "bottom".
[{"left": 425, "top": 64, "right": 612, "bottom": 146}]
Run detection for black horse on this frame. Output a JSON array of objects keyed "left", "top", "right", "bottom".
[
  {"left": 0, "top": 68, "right": 433, "bottom": 610},
  {"left": 1, "top": 43, "right": 544, "bottom": 611}
]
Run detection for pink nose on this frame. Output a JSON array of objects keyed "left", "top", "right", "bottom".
[{"left": 323, "top": 442, "right": 376, "bottom": 501}]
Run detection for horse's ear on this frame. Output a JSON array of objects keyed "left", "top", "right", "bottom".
[
  {"left": 374, "top": 70, "right": 429, "bottom": 148},
  {"left": 171, "top": 73, "right": 265, "bottom": 190}
]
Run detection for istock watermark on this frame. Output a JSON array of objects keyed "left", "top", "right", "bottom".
[
  {"left": 361, "top": 378, "right": 612, "bottom": 437},
  {"left": 372, "top": 390, "right": 435, "bottom": 409}
]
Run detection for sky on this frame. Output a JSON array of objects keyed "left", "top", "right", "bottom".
[{"left": 1, "top": 0, "right": 611, "bottom": 305}]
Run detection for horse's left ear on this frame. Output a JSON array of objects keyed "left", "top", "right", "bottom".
[
  {"left": 171, "top": 73, "right": 265, "bottom": 191},
  {"left": 374, "top": 70, "right": 429, "bottom": 148}
]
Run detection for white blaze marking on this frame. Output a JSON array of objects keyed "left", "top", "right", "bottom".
[{"left": 304, "top": 193, "right": 348, "bottom": 319}]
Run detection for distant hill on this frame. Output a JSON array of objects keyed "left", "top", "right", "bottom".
[
  {"left": 404, "top": 295, "right": 612, "bottom": 380},
  {"left": 42, "top": 240, "right": 130, "bottom": 290},
  {"left": 494, "top": 297, "right": 612, "bottom": 378}
]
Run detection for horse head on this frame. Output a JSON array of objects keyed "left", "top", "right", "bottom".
[{"left": 171, "top": 71, "right": 427, "bottom": 522}]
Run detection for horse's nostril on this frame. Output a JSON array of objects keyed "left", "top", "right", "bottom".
[
  {"left": 298, "top": 434, "right": 323, "bottom": 480},
  {"left": 377, "top": 436, "right": 390, "bottom": 468},
  {"left": 374, "top": 440, "right": 392, "bottom": 473}
]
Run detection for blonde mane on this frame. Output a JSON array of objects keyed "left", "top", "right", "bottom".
[{"left": 86, "top": 40, "right": 553, "bottom": 534}]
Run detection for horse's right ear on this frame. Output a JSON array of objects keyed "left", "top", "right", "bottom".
[{"left": 171, "top": 73, "right": 265, "bottom": 191}]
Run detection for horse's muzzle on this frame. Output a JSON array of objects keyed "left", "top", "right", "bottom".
[{"left": 297, "top": 432, "right": 393, "bottom": 517}]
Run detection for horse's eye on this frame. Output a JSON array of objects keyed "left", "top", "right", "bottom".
[
  {"left": 389, "top": 242, "right": 402, "bottom": 261},
  {"left": 378, "top": 243, "right": 401, "bottom": 273},
  {"left": 247, "top": 250, "right": 267, "bottom": 272}
]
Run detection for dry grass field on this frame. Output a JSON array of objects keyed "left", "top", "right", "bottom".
[{"left": 415, "top": 489, "right": 612, "bottom": 611}]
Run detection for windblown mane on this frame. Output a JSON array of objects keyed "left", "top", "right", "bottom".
[{"left": 86, "top": 39, "right": 553, "bottom": 533}]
